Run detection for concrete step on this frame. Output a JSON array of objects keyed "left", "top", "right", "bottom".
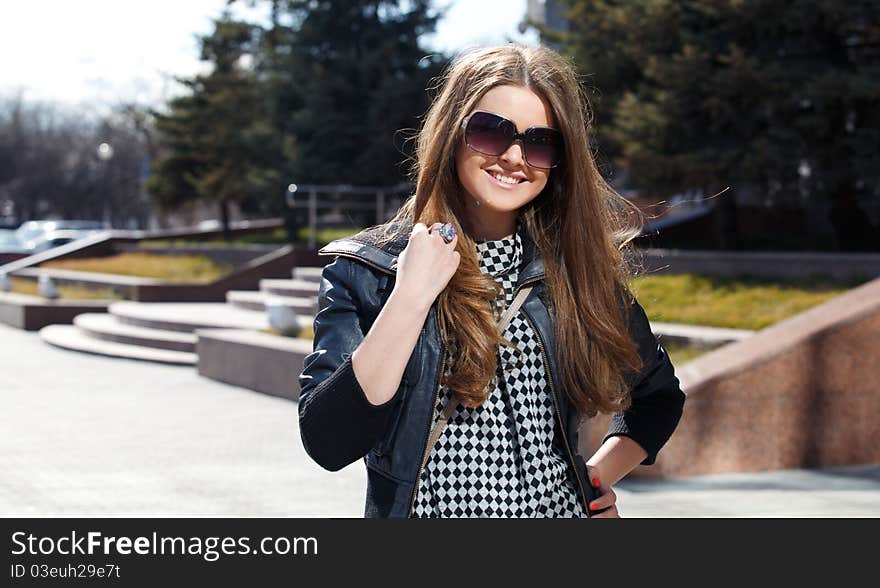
[
  {"left": 73, "top": 313, "right": 196, "bottom": 352},
  {"left": 197, "top": 328, "right": 315, "bottom": 401},
  {"left": 108, "top": 301, "right": 279, "bottom": 333},
  {"left": 40, "top": 324, "right": 196, "bottom": 365},
  {"left": 651, "top": 321, "right": 755, "bottom": 348},
  {"left": 225, "top": 291, "right": 266, "bottom": 312},
  {"left": 260, "top": 278, "right": 319, "bottom": 298},
  {"left": 14, "top": 267, "right": 162, "bottom": 286},
  {"left": 227, "top": 289, "right": 316, "bottom": 314},
  {"left": 292, "top": 266, "right": 323, "bottom": 283}
]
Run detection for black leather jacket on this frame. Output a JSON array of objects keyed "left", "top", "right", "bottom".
[{"left": 298, "top": 222, "right": 685, "bottom": 518}]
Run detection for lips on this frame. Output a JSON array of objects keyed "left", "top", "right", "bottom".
[{"left": 484, "top": 169, "right": 526, "bottom": 188}]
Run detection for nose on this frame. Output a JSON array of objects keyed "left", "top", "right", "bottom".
[{"left": 499, "top": 139, "right": 525, "bottom": 166}]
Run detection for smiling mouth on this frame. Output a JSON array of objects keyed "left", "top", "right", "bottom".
[{"left": 485, "top": 170, "right": 525, "bottom": 186}]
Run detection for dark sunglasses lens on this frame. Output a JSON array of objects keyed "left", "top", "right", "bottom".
[
  {"left": 523, "top": 128, "right": 562, "bottom": 168},
  {"left": 466, "top": 112, "right": 513, "bottom": 156}
]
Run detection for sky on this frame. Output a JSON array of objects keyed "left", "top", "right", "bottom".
[{"left": 0, "top": 0, "right": 539, "bottom": 112}]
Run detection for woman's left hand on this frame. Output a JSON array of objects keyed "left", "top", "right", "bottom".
[{"left": 585, "top": 466, "right": 620, "bottom": 518}]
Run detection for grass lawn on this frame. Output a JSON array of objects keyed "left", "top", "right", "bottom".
[
  {"left": 141, "top": 228, "right": 290, "bottom": 248},
  {"left": 141, "top": 227, "right": 362, "bottom": 248},
  {"left": 662, "top": 341, "right": 716, "bottom": 367},
  {"left": 290, "top": 273, "right": 864, "bottom": 361},
  {"left": 629, "top": 273, "right": 861, "bottom": 330},
  {"left": 297, "top": 227, "right": 361, "bottom": 245},
  {"left": 262, "top": 324, "right": 314, "bottom": 339},
  {"left": 9, "top": 277, "right": 123, "bottom": 300},
  {"left": 40, "top": 252, "right": 231, "bottom": 283}
]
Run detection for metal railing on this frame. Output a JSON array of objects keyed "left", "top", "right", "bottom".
[{"left": 285, "top": 182, "right": 413, "bottom": 248}]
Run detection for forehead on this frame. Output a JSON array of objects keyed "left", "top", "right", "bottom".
[{"left": 471, "top": 84, "right": 556, "bottom": 130}]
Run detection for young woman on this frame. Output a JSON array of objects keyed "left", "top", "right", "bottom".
[{"left": 298, "top": 44, "right": 685, "bottom": 518}]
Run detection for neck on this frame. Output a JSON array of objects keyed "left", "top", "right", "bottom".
[{"left": 466, "top": 201, "right": 518, "bottom": 241}]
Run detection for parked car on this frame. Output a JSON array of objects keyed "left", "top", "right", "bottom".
[
  {"left": 0, "top": 228, "right": 22, "bottom": 249},
  {"left": 0, "top": 227, "right": 27, "bottom": 254},
  {"left": 27, "top": 229, "right": 100, "bottom": 252},
  {"left": 12, "top": 220, "right": 105, "bottom": 253}
]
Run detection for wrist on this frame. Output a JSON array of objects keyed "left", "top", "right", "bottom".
[{"left": 388, "top": 285, "right": 434, "bottom": 315}]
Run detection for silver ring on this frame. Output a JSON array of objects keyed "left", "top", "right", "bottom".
[{"left": 437, "top": 223, "right": 456, "bottom": 244}]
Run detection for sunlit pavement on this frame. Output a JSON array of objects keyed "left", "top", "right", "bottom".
[
  {"left": 0, "top": 322, "right": 365, "bottom": 517},
  {"left": 2, "top": 323, "right": 877, "bottom": 518},
  {"left": 616, "top": 464, "right": 880, "bottom": 517}
]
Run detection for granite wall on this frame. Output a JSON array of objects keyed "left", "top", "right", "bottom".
[{"left": 580, "top": 276, "right": 880, "bottom": 478}]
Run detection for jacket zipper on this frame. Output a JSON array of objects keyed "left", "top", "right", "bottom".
[
  {"left": 322, "top": 248, "right": 438, "bottom": 515},
  {"left": 324, "top": 247, "right": 560, "bottom": 516},
  {"left": 406, "top": 311, "right": 446, "bottom": 517},
  {"left": 405, "top": 277, "right": 543, "bottom": 517},
  {"left": 520, "top": 308, "right": 592, "bottom": 517}
]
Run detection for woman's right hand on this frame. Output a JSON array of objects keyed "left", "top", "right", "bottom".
[{"left": 392, "top": 222, "right": 460, "bottom": 311}]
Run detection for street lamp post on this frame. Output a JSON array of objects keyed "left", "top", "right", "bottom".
[
  {"left": 97, "top": 142, "right": 114, "bottom": 228},
  {"left": 284, "top": 183, "right": 300, "bottom": 244}
]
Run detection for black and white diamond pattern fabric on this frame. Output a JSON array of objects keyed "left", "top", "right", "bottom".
[{"left": 411, "top": 224, "right": 586, "bottom": 518}]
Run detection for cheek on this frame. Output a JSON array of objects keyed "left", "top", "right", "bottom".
[
  {"left": 528, "top": 173, "right": 549, "bottom": 197},
  {"left": 454, "top": 151, "right": 468, "bottom": 186},
  {"left": 455, "top": 147, "right": 484, "bottom": 188},
  {"left": 453, "top": 143, "right": 466, "bottom": 182}
]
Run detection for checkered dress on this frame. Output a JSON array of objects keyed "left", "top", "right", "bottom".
[{"left": 410, "top": 224, "right": 587, "bottom": 518}]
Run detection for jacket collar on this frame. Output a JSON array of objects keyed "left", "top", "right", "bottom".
[{"left": 318, "top": 220, "right": 546, "bottom": 283}]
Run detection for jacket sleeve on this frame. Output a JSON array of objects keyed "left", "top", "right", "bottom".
[
  {"left": 297, "top": 256, "right": 402, "bottom": 471},
  {"left": 603, "top": 293, "right": 686, "bottom": 466}
]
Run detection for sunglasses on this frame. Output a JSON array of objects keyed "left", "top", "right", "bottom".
[{"left": 460, "top": 110, "right": 563, "bottom": 169}]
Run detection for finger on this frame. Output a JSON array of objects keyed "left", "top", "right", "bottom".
[
  {"left": 585, "top": 466, "right": 601, "bottom": 489},
  {"left": 588, "top": 488, "right": 615, "bottom": 510},
  {"left": 427, "top": 223, "right": 458, "bottom": 247},
  {"left": 589, "top": 475, "right": 611, "bottom": 495},
  {"left": 443, "top": 224, "right": 458, "bottom": 247},
  {"left": 592, "top": 505, "right": 620, "bottom": 519},
  {"left": 408, "top": 223, "right": 428, "bottom": 239}
]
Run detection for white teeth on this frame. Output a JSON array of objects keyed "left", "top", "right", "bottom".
[{"left": 491, "top": 172, "right": 520, "bottom": 185}]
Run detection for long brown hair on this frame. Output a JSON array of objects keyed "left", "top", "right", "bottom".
[{"left": 374, "top": 44, "right": 644, "bottom": 417}]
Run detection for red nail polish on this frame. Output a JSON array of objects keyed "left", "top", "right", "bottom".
[
  {"left": 592, "top": 477, "right": 601, "bottom": 487},
  {"left": 589, "top": 502, "right": 598, "bottom": 510}
]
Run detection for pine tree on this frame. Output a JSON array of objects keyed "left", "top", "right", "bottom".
[
  {"left": 151, "top": 1, "right": 445, "bottom": 238},
  {"left": 278, "top": 0, "right": 446, "bottom": 186},
  {"left": 148, "top": 14, "right": 279, "bottom": 237},
  {"left": 557, "top": 0, "right": 880, "bottom": 250}
]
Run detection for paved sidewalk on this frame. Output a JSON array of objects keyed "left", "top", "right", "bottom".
[
  {"left": 615, "top": 464, "right": 880, "bottom": 517},
  {"left": 1, "top": 323, "right": 878, "bottom": 518}
]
